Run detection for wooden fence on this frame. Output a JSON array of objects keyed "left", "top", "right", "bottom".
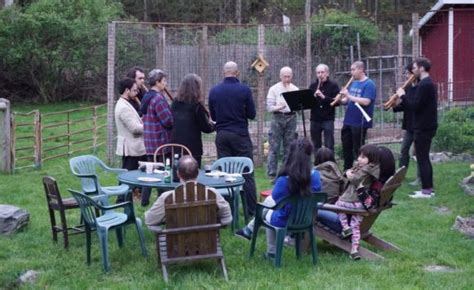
[{"left": 11, "top": 104, "right": 107, "bottom": 171}]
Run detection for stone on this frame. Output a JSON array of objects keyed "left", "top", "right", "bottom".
[
  {"left": 452, "top": 215, "right": 474, "bottom": 238},
  {"left": 0, "top": 205, "right": 29, "bottom": 235},
  {"left": 424, "top": 265, "right": 457, "bottom": 273},
  {"left": 434, "top": 206, "right": 451, "bottom": 215},
  {"left": 430, "top": 152, "right": 450, "bottom": 163},
  {"left": 17, "top": 270, "right": 40, "bottom": 285},
  {"left": 461, "top": 174, "right": 474, "bottom": 196}
]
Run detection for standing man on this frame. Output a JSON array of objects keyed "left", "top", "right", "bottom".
[
  {"left": 340, "top": 61, "right": 377, "bottom": 170},
  {"left": 209, "top": 61, "right": 257, "bottom": 218},
  {"left": 392, "top": 62, "right": 421, "bottom": 185},
  {"left": 398, "top": 58, "right": 437, "bottom": 198},
  {"left": 309, "top": 64, "right": 340, "bottom": 152},
  {"left": 126, "top": 66, "right": 148, "bottom": 115},
  {"left": 115, "top": 78, "right": 146, "bottom": 170},
  {"left": 266, "top": 66, "right": 299, "bottom": 179}
]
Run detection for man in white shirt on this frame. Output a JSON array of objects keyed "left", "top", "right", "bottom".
[{"left": 266, "top": 66, "right": 299, "bottom": 178}]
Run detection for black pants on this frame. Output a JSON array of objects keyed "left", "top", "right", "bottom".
[
  {"left": 121, "top": 155, "right": 146, "bottom": 171},
  {"left": 310, "top": 120, "right": 335, "bottom": 152},
  {"left": 215, "top": 130, "right": 257, "bottom": 218},
  {"left": 341, "top": 125, "right": 368, "bottom": 171},
  {"left": 414, "top": 130, "right": 436, "bottom": 190},
  {"left": 399, "top": 130, "right": 415, "bottom": 168}
]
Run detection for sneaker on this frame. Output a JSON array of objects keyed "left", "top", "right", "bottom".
[
  {"left": 341, "top": 228, "right": 353, "bottom": 239},
  {"left": 284, "top": 236, "right": 295, "bottom": 247},
  {"left": 409, "top": 191, "right": 434, "bottom": 199},
  {"left": 234, "top": 228, "right": 252, "bottom": 241},
  {"left": 350, "top": 251, "right": 361, "bottom": 260},
  {"left": 409, "top": 178, "right": 421, "bottom": 186}
]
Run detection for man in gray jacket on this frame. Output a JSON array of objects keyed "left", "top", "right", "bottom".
[{"left": 114, "top": 78, "right": 146, "bottom": 170}]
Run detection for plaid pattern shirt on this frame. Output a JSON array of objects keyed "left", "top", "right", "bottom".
[{"left": 143, "top": 90, "right": 173, "bottom": 155}]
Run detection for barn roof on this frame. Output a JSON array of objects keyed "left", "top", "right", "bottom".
[{"left": 418, "top": 0, "right": 474, "bottom": 29}]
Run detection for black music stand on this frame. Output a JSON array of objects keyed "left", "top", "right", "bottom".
[{"left": 282, "top": 89, "right": 317, "bottom": 137}]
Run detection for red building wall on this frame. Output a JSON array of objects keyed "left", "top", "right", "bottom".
[
  {"left": 421, "top": 12, "right": 449, "bottom": 102},
  {"left": 421, "top": 7, "right": 474, "bottom": 103},
  {"left": 453, "top": 9, "right": 474, "bottom": 103}
]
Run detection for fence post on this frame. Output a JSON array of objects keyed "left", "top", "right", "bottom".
[
  {"left": 107, "top": 22, "right": 116, "bottom": 165},
  {"left": 412, "top": 13, "right": 420, "bottom": 59},
  {"left": 67, "top": 111, "right": 71, "bottom": 155},
  {"left": 255, "top": 24, "right": 265, "bottom": 167},
  {"left": 397, "top": 24, "right": 404, "bottom": 87},
  {"left": 0, "top": 98, "right": 12, "bottom": 173},
  {"left": 200, "top": 26, "right": 209, "bottom": 99},
  {"left": 34, "top": 110, "right": 42, "bottom": 169},
  {"left": 305, "top": 0, "right": 312, "bottom": 87},
  {"left": 92, "top": 106, "right": 98, "bottom": 154}
]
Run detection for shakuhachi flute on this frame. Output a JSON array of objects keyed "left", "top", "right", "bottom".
[
  {"left": 313, "top": 78, "right": 322, "bottom": 97},
  {"left": 163, "top": 87, "right": 174, "bottom": 101},
  {"left": 330, "top": 76, "right": 354, "bottom": 106},
  {"left": 383, "top": 74, "right": 416, "bottom": 110}
]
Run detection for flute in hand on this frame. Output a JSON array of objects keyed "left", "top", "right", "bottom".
[
  {"left": 163, "top": 87, "right": 174, "bottom": 101},
  {"left": 330, "top": 76, "right": 354, "bottom": 107},
  {"left": 383, "top": 75, "right": 416, "bottom": 110}
]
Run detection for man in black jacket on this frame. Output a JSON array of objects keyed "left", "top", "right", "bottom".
[
  {"left": 397, "top": 57, "right": 437, "bottom": 198},
  {"left": 393, "top": 63, "right": 420, "bottom": 185},
  {"left": 309, "top": 64, "right": 340, "bottom": 152}
]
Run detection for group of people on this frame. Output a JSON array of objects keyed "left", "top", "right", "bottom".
[
  {"left": 236, "top": 139, "right": 395, "bottom": 260},
  {"left": 115, "top": 56, "right": 438, "bottom": 260},
  {"left": 266, "top": 57, "right": 437, "bottom": 198},
  {"left": 115, "top": 62, "right": 257, "bottom": 214}
]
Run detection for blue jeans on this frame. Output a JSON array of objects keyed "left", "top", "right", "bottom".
[{"left": 316, "top": 210, "right": 342, "bottom": 233}]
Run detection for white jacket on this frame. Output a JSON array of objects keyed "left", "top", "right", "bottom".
[{"left": 114, "top": 98, "right": 146, "bottom": 157}]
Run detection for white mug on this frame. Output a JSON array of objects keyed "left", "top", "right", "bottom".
[{"left": 146, "top": 163, "right": 154, "bottom": 174}]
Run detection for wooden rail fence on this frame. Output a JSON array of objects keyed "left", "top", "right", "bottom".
[{"left": 11, "top": 104, "right": 107, "bottom": 171}]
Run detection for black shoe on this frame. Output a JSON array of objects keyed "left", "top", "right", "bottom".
[{"left": 235, "top": 228, "right": 251, "bottom": 241}]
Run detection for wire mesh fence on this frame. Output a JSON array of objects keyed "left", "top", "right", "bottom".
[{"left": 107, "top": 20, "right": 472, "bottom": 166}]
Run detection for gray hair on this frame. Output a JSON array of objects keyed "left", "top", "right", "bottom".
[
  {"left": 148, "top": 69, "right": 167, "bottom": 87},
  {"left": 223, "top": 61, "right": 238, "bottom": 76},
  {"left": 316, "top": 64, "right": 329, "bottom": 73},
  {"left": 280, "top": 66, "right": 293, "bottom": 76}
]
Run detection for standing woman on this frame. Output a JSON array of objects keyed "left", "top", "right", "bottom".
[{"left": 171, "top": 73, "right": 215, "bottom": 167}]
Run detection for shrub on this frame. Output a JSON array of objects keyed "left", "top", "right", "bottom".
[
  {"left": 433, "top": 107, "right": 474, "bottom": 154},
  {"left": 0, "top": 0, "right": 124, "bottom": 103}
]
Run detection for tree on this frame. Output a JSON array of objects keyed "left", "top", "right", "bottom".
[{"left": 0, "top": 0, "right": 124, "bottom": 102}]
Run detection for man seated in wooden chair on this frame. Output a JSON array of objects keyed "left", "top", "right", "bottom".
[{"left": 144, "top": 155, "right": 232, "bottom": 227}]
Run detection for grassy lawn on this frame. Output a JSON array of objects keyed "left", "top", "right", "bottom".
[
  {"left": 0, "top": 149, "right": 473, "bottom": 289},
  {"left": 1, "top": 102, "right": 473, "bottom": 289}
]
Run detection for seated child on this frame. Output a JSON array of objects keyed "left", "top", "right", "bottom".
[
  {"left": 336, "top": 144, "right": 380, "bottom": 260},
  {"left": 314, "top": 147, "right": 344, "bottom": 204}
]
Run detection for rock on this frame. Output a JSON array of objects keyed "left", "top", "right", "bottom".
[
  {"left": 424, "top": 265, "right": 457, "bottom": 273},
  {"left": 434, "top": 206, "right": 451, "bottom": 215},
  {"left": 17, "top": 270, "right": 40, "bottom": 285},
  {"left": 452, "top": 215, "right": 474, "bottom": 238},
  {"left": 461, "top": 174, "right": 474, "bottom": 196},
  {"left": 430, "top": 152, "right": 450, "bottom": 163},
  {"left": 0, "top": 205, "right": 29, "bottom": 235}
]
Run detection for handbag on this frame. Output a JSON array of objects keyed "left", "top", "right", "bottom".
[{"left": 356, "top": 180, "right": 383, "bottom": 210}]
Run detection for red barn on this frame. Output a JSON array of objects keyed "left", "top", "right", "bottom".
[{"left": 418, "top": 0, "right": 474, "bottom": 104}]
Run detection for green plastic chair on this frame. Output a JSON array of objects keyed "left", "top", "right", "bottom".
[
  {"left": 249, "top": 192, "right": 327, "bottom": 267},
  {"left": 68, "top": 189, "right": 147, "bottom": 272},
  {"left": 69, "top": 155, "right": 129, "bottom": 204},
  {"left": 211, "top": 157, "right": 254, "bottom": 229}
]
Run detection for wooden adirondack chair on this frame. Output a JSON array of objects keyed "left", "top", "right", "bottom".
[
  {"left": 314, "top": 166, "right": 407, "bottom": 260},
  {"left": 147, "top": 181, "right": 228, "bottom": 283}
]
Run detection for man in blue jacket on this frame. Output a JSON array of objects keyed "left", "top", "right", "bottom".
[{"left": 209, "top": 61, "right": 257, "bottom": 218}]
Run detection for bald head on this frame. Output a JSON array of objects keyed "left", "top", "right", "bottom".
[
  {"left": 177, "top": 155, "right": 199, "bottom": 181},
  {"left": 350, "top": 61, "right": 366, "bottom": 80},
  {"left": 223, "top": 61, "right": 239, "bottom": 77}
]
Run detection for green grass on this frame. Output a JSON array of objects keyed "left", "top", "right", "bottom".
[
  {"left": 2, "top": 102, "right": 473, "bottom": 289},
  {"left": 0, "top": 153, "right": 473, "bottom": 289}
]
